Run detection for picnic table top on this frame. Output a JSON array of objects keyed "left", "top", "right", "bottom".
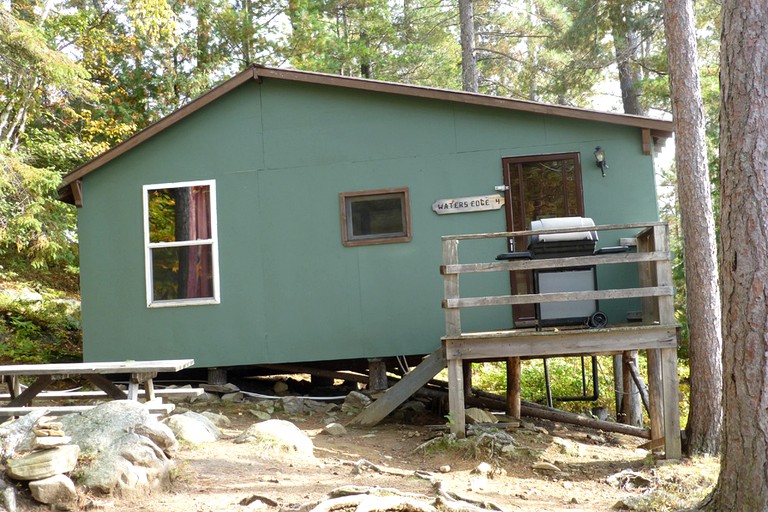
[{"left": 0, "top": 359, "right": 195, "bottom": 376}]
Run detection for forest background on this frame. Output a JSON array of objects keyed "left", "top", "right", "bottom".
[{"left": 0, "top": 0, "right": 719, "bottom": 413}]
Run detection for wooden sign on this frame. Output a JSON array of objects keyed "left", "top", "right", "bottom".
[{"left": 432, "top": 194, "right": 505, "bottom": 215}]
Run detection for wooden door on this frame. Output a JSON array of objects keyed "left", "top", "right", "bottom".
[{"left": 502, "top": 153, "right": 585, "bottom": 325}]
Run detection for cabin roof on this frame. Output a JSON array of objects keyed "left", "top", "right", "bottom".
[{"left": 59, "top": 64, "right": 674, "bottom": 204}]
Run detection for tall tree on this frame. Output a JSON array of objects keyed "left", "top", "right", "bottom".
[
  {"left": 707, "top": 0, "right": 768, "bottom": 508},
  {"left": 661, "top": 0, "right": 721, "bottom": 457},
  {"left": 458, "top": 0, "right": 477, "bottom": 92}
]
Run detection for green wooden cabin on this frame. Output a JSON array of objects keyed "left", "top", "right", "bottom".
[{"left": 59, "top": 66, "right": 673, "bottom": 371}]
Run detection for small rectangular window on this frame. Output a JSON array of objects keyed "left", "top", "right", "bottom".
[
  {"left": 340, "top": 188, "right": 411, "bottom": 246},
  {"left": 143, "top": 180, "right": 220, "bottom": 307}
]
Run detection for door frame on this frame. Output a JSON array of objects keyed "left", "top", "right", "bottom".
[{"left": 501, "top": 152, "right": 586, "bottom": 325}]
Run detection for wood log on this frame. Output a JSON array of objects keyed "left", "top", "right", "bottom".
[{"left": 626, "top": 358, "right": 651, "bottom": 413}]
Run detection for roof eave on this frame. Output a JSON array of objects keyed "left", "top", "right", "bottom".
[{"left": 58, "top": 64, "right": 674, "bottom": 203}]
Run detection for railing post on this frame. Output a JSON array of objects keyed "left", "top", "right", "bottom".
[
  {"left": 648, "top": 224, "right": 682, "bottom": 459},
  {"left": 442, "top": 238, "right": 465, "bottom": 437},
  {"left": 442, "top": 238, "right": 461, "bottom": 337}
]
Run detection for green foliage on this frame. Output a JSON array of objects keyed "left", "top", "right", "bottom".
[
  {"left": 0, "top": 148, "right": 78, "bottom": 268},
  {"left": 0, "top": 291, "right": 81, "bottom": 365},
  {"left": 472, "top": 357, "right": 619, "bottom": 416}
]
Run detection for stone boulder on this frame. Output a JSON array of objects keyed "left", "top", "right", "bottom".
[
  {"left": 6, "top": 445, "right": 80, "bottom": 481},
  {"left": 77, "top": 432, "right": 172, "bottom": 495},
  {"left": 465, "top": 408, "right": 498, "bottom": 424},
  {"left": 28, "top": 474, "right": 78, "bottom": 510},
  {"left": 341, "top": 391, "right": 371, "bottom": 415},
  {"left": 163, "top": 411, "right": 221, "bottom": 444},
  {"left": 60, "top": 400, "right": 176, "bottom": 496},
  {"left": 234, "top": 419, "right": 314, "bottom": 460}
]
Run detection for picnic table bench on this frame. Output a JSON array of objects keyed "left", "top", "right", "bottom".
[{"left": 0, "top": 359, "right": 195, "bottom": 417}]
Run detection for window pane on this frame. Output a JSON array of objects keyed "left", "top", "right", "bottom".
[
  {"left": 349, "top": 195, "right": 405, "bottom": 237},
  {"left": 522, "top": 161, "right": 567, "bottom": 222},
  {"left": 151, "top": 245, "right": 214, "bottom": 301},
  {"left": 148, "top": 186, "right": 211, "bottom": 243}
]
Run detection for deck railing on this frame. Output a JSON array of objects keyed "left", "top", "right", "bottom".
[
  {"left": 440, "top": 221, "right": 675, "bottom": 339},
  {"left": 439, "top": 222, "right": 681, "bottom": 458}
]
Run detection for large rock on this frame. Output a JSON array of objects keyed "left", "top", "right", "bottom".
[
  {"left": 6, "top": 445, "right": 80, "bottom": 481},
  {"left": 163, "top": 411, "right": 221, "bottom": 444},
  {"left": 60, "top": 400, "right": 176, "bottom": 495},
  {"left": 341, "top": 391, "right": 371, "bottom": 415},
  {"left": 29, "top": 474, "right": 78, "bottom": 509},
  {"left": 234, "top": 420, "right": 314, "bottom": 459},
  {"left": 465, "top": 408, "right": 498, "bottom": 424},
  {"left": 60, "top": 401, "right": 154, "bottom": 454},
  {"left": 78, "top": 432, "right": 172, "bottom": 495}
]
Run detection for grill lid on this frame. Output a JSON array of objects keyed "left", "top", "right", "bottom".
[{"left": 529, "top": 217, "right": 598, "bottom": 243}]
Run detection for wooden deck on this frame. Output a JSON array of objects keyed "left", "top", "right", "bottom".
[{"left": 441, "top": 222, "right": 682, "bottom": 459}]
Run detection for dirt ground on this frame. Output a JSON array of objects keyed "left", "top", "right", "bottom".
[
  {"left": 11, "top": 379, "right": 718, "bottom": 512},
  {"left": 98, "top": 397, "right": 718, "bottom": 512}
]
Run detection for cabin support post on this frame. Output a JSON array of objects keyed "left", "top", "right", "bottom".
[
  {"left": 208, "top": 368, "right": 227, "bottom": 385},
  {"left": 506, "top": 357, "right": 521, "bottom": 419},
  {"left": 367, "top": 358, "right": 388, "bottom": 391}
]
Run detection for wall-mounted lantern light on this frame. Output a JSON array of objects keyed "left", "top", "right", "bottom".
[{"left": 594, "top": 146, "right": 607, "bottom": 177}]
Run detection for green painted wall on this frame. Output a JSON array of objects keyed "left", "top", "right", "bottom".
[{"left": 78, "top": 79, "right": 660, "bottom": 368}]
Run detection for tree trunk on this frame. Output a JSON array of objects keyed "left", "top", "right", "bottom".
[
  {"left": 458, "top": 0, "right": 477, "bottom": 92},
  {"left": 709, "top": 0, "right": 768, "bottom": 507},
  {"left": 661, "top": 0, "right": 722, "bottom": 457},
  {"left": 608, "top": 0, "right": 644, "bottom": 115}
]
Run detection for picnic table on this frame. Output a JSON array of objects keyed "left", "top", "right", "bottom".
[{"left": 0, "top": 359, "right": 195, "bottom": 416}]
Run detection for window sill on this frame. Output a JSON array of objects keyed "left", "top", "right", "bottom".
[{"left": 147, "top": 298, "right": 220, "bottom": 308}]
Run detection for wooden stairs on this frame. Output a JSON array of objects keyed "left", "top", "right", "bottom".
[{"left": 349, "top": 347, "right": 446, "bottom": 427}]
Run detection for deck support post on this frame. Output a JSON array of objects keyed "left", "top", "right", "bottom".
[
  {"left": 506, "top": 357, "right": 521, "bottom": 419},
  {"left": 447, "top": 357, "right": 466, "bottom": 437},
  {"left": 462, "top": 361, "right": 473, "bottom": 399},
  {"left": 613, "top": 355, "right": 624, "bottom": 420},
  {"left": 622, "top": 351, "right": 642, "bottom": 426}
]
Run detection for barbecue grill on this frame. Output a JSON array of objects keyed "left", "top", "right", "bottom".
[{"left": 527, "top": 217, "right": 606, "bottom": 328}]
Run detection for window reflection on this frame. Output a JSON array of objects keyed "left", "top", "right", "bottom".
[
  {"left": 349, "top": 196, "right": 405, "bottom": 237},
  {"left": 151, "top": 246, "right": 214, "bottom": 301},
  {"left": 148, "top": 186, "right": 212, "bottom": 243}
]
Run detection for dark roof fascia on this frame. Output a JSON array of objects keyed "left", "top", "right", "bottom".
[{"left": 59, "top": 64, "right": 674, "bottom": 203}]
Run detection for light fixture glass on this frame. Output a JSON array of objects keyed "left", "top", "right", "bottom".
[{"left": 594, "top": 146, "right": 607, "bottom": 177}]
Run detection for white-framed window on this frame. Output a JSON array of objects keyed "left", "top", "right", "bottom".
[{"left": 143, "top": 179, "right": 220, "bottom": 307}]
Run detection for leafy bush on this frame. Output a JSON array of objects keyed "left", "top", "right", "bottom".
[
  {"left": 0, "top": 148, "right": 79, "bottom": 269},
  {"left": 0, "top": 285, "right": 82, "bottom": 365}
]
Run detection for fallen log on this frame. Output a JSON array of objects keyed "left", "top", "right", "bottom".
[{"left": 416, "top": 385, "right": 651, "bottom": 439}]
